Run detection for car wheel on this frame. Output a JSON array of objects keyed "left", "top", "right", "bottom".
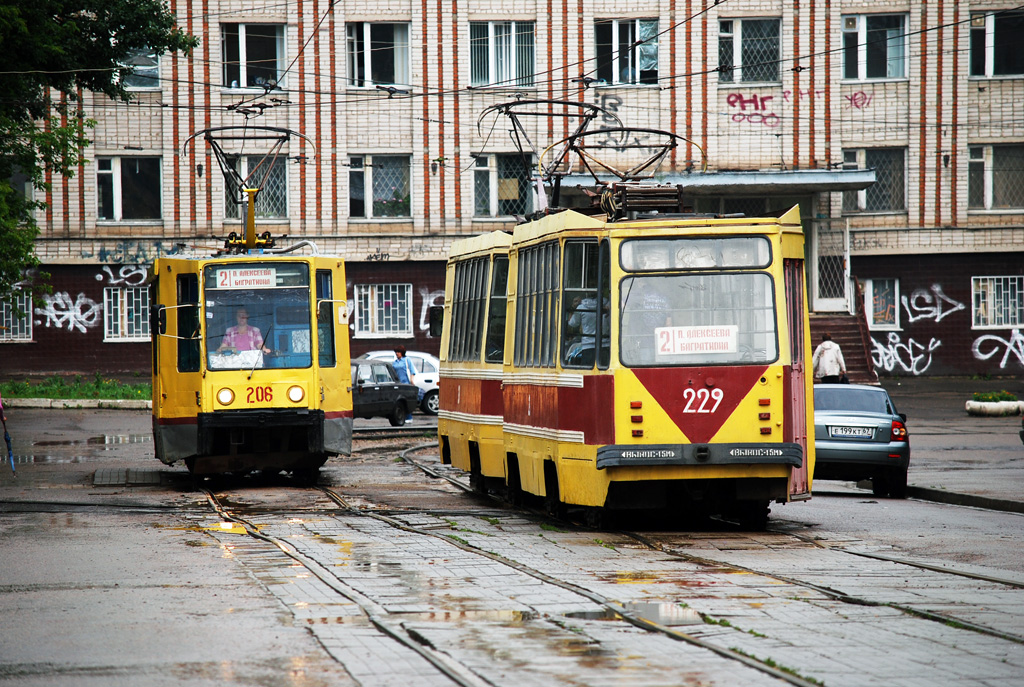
[
  {"left": 421, "top": 389, "right": 439, "bottom": 415},
  {"left": 887, "top": 468, "right": 908, "bottom": 499},
  {"left": 388, "top": 401, "right": 407, "bottom": 427}
]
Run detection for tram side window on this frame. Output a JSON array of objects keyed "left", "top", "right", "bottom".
[
  {"left": 484, "top": 256, "right": 509, "bottom": 363},
  {"left": 514, "top": 241, "right": 560, "bottom": 367},
  {"left": 562, "top": 240, "right": 608, "bottom": 368},
  {"left": 448, "top": 257, "right": 489, "bottom": 362},
  {"left": 316, "top": 270, "right": 336, "bottom": 367},
  {"left": 177, "top": 274, "right": 200, "bottom": 372}
]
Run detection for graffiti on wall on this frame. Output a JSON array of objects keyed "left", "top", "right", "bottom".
[
  {"left": 96, "top": 265, "right": 147, "bottom": 286},
  {"left": 871, "top": 332, "right": 941, "bottom": 376},
  {"left": 972, "top": 329, "right": 1024, "bottom": 369},
  {"left": 901, "top": 284, "right": 965, "bottom": 324},
  {"left": 726, "top": 92, "right": 780, "bottom": 127},
  {"left": 34, "top": 293, "right": 101, "bottom": 333},
  {"left": 80, "top": 240, "right": 184, "bottom": 265},
  {"left": 418, "top": 288, "right": 444, "bottom": 337}
]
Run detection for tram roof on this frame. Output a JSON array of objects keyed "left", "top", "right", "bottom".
[{"left": 448, "top": 229, "right": 513, "bottom": 259}]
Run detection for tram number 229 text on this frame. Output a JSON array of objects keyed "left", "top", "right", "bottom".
[
  {"left": 247, "top": 386, "right": 273, "bottom": 403},
  {"left": 682, "top": 387, "right": 723, "bottom": 413}
]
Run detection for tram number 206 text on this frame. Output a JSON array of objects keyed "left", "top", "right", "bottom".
[
  {"left": 247, "top": 386, "right": 273, "bottom": 403},
  {"left": 682, "top": 387, "right": 723, "bottom": 413}
]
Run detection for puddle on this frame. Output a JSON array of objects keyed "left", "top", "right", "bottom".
[
  {"left": 34, "top": 434, "right": 152, "bottom": 447},
  {"left": 564, "top": 602, "right": 702, "bottom": 626},
  {"left": 391, "top": 609, "right": 535, "bottom": 623}
]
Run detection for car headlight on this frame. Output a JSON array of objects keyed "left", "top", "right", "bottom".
[
  {"left": 217, "top": 388, "right": 235, "bottom": 405},
  {"left": 288, "top": 385, "right": 304, "bottom": 403}
]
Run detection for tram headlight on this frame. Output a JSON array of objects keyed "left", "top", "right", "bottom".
[
  {"left": 217, "top": 387, "right": 235, "bottom": 406},
  {"left": 288, "top": 385, "right": 305, "bottom": 403}
]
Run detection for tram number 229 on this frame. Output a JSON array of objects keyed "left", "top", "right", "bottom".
[
  {"left": 682, "top": 387, "right": 723, "bottom": 413},
  {"left": 247, "top": 386, "right": 273, "bottom": 403}
]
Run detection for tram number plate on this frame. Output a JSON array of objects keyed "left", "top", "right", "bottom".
[
  {"left": 247, "top": 386, "right": 273, "bottom": 403},
  {"left": 829, "top": 426, "right": 872, "bottom": 438}
]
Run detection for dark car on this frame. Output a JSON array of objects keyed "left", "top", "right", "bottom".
[
  {"left": 813, "top": 383, "right": 910, "bottom": 498},
  {"left": 351, "top": 360, "right": 420, "bottom": 426}
]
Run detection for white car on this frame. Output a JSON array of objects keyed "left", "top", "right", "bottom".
[{"left": 358, "top": 350, "right": 440, "bottom": 415}]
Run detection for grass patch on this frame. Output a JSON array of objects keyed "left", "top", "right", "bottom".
[{"left": 1, "top": 373, "right": 151, "bottom": 401}]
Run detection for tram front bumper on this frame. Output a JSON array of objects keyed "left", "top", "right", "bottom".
[{"left": 596, "top": 443, "right": 803, "bottom": 470}]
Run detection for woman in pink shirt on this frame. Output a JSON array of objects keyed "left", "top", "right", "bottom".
[{"left": 218, "top": 308, "right": 271, "bottom": 354}]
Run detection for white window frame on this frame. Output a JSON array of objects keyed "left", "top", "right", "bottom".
[
  {"left": 972, "top": 276, "right": 1024, "bottom": 330},
  {"left": 122, "top": 47, "right": 160, "bottom": 89},
  {"left": 970, "top": 11, "right": 1024, "bottom": 78},
  {"left": 842, "top": 148, "right": 906, "bottom": 213},
  {"left": 469, "top": 21, "right": 535, "bottom": 87},
  {"left": 841, "top": 14, "right": 908, "bottom": 81},
  {"left": 346, "top": 22, "right": 411, "bottom": 87},
  {"left": 1, "top": 290, "right": 33, "bottom": 342},
  {"left": 864, "top": 278, "right": 901, "bottom": 331},
  {"left": 225, "top": 155, "right": 288, "bottom": 219},
  {"left": 718, "top": 18, "right": 781, "bottom": 84},
  {"left": 221, "top": 23, "right": 285, "bottom": 90},
  {"left": 473, "top": 153, "right": 534, "bottom": 218},
  {"left": 348, "top": 155, "right": 412, "bottom": 220},
  {"left": 96, "top": 156, "right": 162, "bottom": 222},
  {"left": 353, "top": 283, "right": 414, "bottom": 338},
  {"left": 594, "top": 18, "right": 659, "bottom": 86},
  {"left": 104, "top": 286, "right": 151, "bottom": 342},
  {"left": 968, "top": 144, "right": 1024, "bottom": 211}
]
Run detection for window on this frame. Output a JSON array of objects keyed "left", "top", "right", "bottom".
[
  {"left": 123, "top": 47, "right": 159, "bottom": 88},
  {"left": 97, "top": 157, "right": 161, "bottom": 221},
  {"left": 1, "top": 290, "right": 32, "bottom": 342},
  {"left": 561, "top": 241, "right": 611, "bottom": 368},
  {"left": 104, "top": 286, "right": 150, "bottom": 342},
  {"left": 347, "top": 23, "right": 410, "bottom": 86},
  {"left": 972, "top": 276, "right": 1024, "bottom": 329},
  {"left": 469, "top": 21, "right": 535, "bottom": 87},
  {"left": 968, "top": 145, "right": 1024, "bottom": 210},
  {"left": 842, "top": 14, "right": 907, "bottom": 80},
  {"left": 513, "top": 241, "right": 560, "bottom": 367},
  {"left": 349, "top": 155, "right": 411, "bottom": 219},
  {"left": 595, "top": 19, "right": 659, "bottom": 85},
  {"left": 448, "top": 257, "right": 489, "bottom": 362},
  {"left": 842, "top": 148, "right": 905, "bottom": 212},
  {"left": 354, "top": 283, "right": 413, "bottom": 337},
  {"left": 970, "top": 11, "right": 1024, "bottom": 77},
  {"left": 719, "top": 18, "right": 780, "bottom": 83},
  {"left": 176, "top": 274, "right": 200, "bottom": 372},
  {"left": 222, "top": 23, "right": 284, "bottom": 89},
  {"left": 225, "top": 155, "right": 288, "bottom": 219},
  {"left": 485, "top": 256, "right": 509, "bottom": 363},
  {"left": 864, "top": 278, "right": 900, "bottom": 330},
  {"left": 474, "top": 154, "right": 533, "bottom": 217},
  {"left": 316, "top": 270, "right": 336, "bottom": 367}
]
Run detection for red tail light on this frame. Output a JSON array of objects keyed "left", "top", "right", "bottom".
[{"left": 890, "top": 420, "right": 907, "bottom": 441}]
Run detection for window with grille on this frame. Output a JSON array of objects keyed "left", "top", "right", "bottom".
[
  {"left": 122, "top": 47, "right": 159, "bottom": 88},
  {"left": 970, "top": 11, "right": 1024, "bottom": 77},
  {"left": 474, "top": 154, "right": 533, "bottom": 217},
  {"left": 104, "top": 286, "right": 150, "bottom": 342},
  {"left": 349, "top": 155, "right": 411, "bottom": 219},
  {"left": 1, "top": 290, "right": 33, "bottom": 342},
  {"left": 347, "top": 23, "right": 410, "bottom": 87},
  {"left": 97, "top": 157, "right": 161, "bottom": 221},
  {"left": 718, "top": 18, "right": 780, "bottom": 83},
  {"left": 968, "top": 144, "right": 1024, "bottom": 210},
  {"left": 972, "top": 276, "right": 1024, "bottom": 329},
  {"left": 513, "top": 241, "right": 560, "bottom": 368},
  {"left": 595, "top": 19, "right": 659, "bottom": 85},
  {"left": 222, "top": 24, "right": 284, "bottom": 89},
  {"left": 841, "top": 148, "right": 905, "bottom": 212},
  {"left": 864, "top": 278, "right": 900, "bottom": 330},
  {"left": 469, "top": 21, "right": 535, "bottom": 87},
  {"left": 842, "top": 14, "right": 907, "bottom": 80},
  {"left": 354, "top": 283, "right": 413, "bottom": 337},
  {"left": 225, "top": 155, "right": 287, "bottom": 219}
]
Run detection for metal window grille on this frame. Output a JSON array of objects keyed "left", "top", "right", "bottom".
[
  {"left": 992, "top": 145, "right": 1024, "bottom": 209},
  {"left": 104, "top": 287, "right": 150, "bottom": 341},
  {"left": 371, "top": 156, "right": 411, "bottom": 218},
  {"left": 973, "top": 276, "right": 1024, "bottom": 329},
  {"left": 740, "top": 19, "right": 780, "bottom": 83},
  {"left": 354, "top": 283, "right": 413, "bottom": 336},
  {"left": 0, "top": 291, "right": 32, "bottom": 342},
  {"left": 226, "top": 156, "right": 287, "bottom": 219},
  {"left": 864, "top": 148, "right": 905, "bottom": 211}
]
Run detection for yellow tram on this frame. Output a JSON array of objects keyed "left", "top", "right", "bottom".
[
  {"left": 438, "top": 205, "right": 814, "bottom": 526},
  {"left": 150, "top": 200, "right": 352, "bottom": 479}
]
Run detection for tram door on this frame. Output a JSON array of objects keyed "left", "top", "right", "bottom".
[{"left": 784, "top": 258, "right": 811, "bottom": 497}]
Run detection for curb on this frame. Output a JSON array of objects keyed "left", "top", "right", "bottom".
[
  {"left": 906, "top": 486, "right": 1024, "bottom": 515},
  {"left": 2, "top": 398, "right": 151, "bottom": 410}
]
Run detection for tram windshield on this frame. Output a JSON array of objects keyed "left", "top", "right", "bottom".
[
  {"left": 620, "top": 272, "right": 778, "bottom": 367},
  {"left": 203, "top": 262, "right": 312, "bottom": 370}
]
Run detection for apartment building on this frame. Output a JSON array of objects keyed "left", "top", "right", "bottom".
[{"left": 3, "top": 0, "right": 1022, "bottom": 377}]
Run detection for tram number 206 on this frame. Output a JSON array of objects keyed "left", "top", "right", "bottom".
[
  {"left": 682, "top": 387, "right": 723, "bottom": 413},
  {"left": 247, "top": 386, "right": 273, "bottom": 403}
]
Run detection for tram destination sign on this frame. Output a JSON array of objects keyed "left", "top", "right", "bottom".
[
  {"left": 656, "top": 324, "right": 738, "bottom": 356},
  {"left": 216, "top": 267, "right": 276, "bottom": 289}
]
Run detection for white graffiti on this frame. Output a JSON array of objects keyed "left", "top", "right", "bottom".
[
  {"left": 901, "top": 284, "right": 965, "bottom": 324},
  {"left": 871, "top": 332, "right": 941, "bottom": 375},
  {"left": 972, "top": 328, "right": 1024, "bottom": 369},
  {"left": 34, "top": 292, "right": 101, "bottom": 333},
  {"left": 96, "top": 264, "right": 147, "bottom": 286},
  {"left": 418, "top": 287, "right": 444, "bottom": 336}
]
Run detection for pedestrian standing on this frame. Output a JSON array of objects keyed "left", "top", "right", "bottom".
[
  {"left": 392, "top": 345, "right": 416, "bottom": 423},
  {"left": 812, "top": 333, "right": 847, "bottom": 384}
]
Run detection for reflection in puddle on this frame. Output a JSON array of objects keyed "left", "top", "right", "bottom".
[
  {"left": 34, "top": 434, "right": 152, "bottom": 447},
  {"left": 564, "top": 602, "right": 702, "bottom": 626}
]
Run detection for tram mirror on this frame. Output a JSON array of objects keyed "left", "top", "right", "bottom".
[
  {"left": 155, "top": 305, "right": 167, "bottom": 335},
  {"left": 428, "top": 305, "right": 444, "bottom": 337}
]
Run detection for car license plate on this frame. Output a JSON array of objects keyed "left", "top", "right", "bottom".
[{"left": 829, "top": 426, "right": 873, "bottom": 438}]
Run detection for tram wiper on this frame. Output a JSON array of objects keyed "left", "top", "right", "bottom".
[{"left": 248, "top": 323, "right": 274, "bottom": 380}]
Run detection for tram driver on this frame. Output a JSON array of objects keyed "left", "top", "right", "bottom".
[{"left": 217, "top": 308, "right": 272, "bottom": 355}]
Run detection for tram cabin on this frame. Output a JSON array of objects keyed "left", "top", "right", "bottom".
[
  {"left": 150, "top": 254, "right": 352, "bottom": 478},
  {"left": 437, "top": 206, "right": 814, "bottom": 525}
]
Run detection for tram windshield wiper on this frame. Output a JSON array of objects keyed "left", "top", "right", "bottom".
[{"left": 248, "top": 323, "right": 274, "bottom": 380}]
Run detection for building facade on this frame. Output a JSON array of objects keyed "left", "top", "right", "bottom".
[{"left": 2, "top": 0, "right": 1022, "bottom": 377}]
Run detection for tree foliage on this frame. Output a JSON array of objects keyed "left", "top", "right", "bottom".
[{"left": 0, "top": 0, "right": 198, "bottom": 303}]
